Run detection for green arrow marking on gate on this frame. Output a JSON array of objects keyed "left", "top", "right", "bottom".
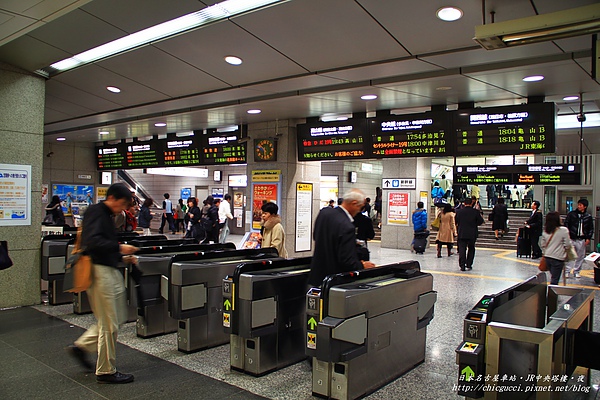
[
  {"left": 308, "top": 317, "right": 317, "bottom": 330},
  {"left": 224, "top": 299, "right": 231, "bottom": 310},
  {"left": 461, "top": 366, "right": 475, "bottom": 382}
]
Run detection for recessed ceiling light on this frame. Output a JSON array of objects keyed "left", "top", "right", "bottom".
[
  {"left": 522, "top": 75, "right": 544, "bottom": 82},
  {"left": 154, "top": 122, "right": 167, "bottom": 127},
  {"left": 99, "top": 131, "right": 110, "bottom": 135},
  {"left": 247, "top": 109, "right": 261, "bottom": 114},
  {"left": 225, "top": 56, "right": 243, "bottom": 65},
  {"left": 106, "top": 86, "right": 121, "bottom": 93},
  {"left": 436, "top": 7, "right": 463, "bottom": 22},
  {"left": 436, "top": 86, "right": 452, "bottom": 91},
  {"left": 56, "top": 137, "right": 66, "bottom": 141},
  {"left": 361, "top": 94, "right": 377, "bottom": 100},
  {"left": 563, "top": 95, "right": 579, "bottom": 101}
]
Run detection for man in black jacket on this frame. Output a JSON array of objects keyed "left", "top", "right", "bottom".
[
  {"left": 564, "top": 198, "right": 594, "bottom": 278},
  {"left": 308, "top": 189, "right": 375, "bottom": 287},
  {"left": 525, "top": 200, "right": 543, "bottom": 259},
  {"left": 68, "top": 183, "right": 138, "bottom": 384},
  {"left": 455, "top": 197, "right": 484, "bottom": 271}
]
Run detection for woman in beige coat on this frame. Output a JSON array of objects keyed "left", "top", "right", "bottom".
[
  {"left": 260, "top": 202, "right": 288, "bottom": 258},
  {"left": 436, "top": 202, "right": 457, "bottom": 258}
]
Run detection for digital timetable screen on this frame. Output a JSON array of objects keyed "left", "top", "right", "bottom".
[
  {"left": 454, "top": 164, "right": 580, "bottom": 185},
  {"left": 454, "top": 103, "right": 555, "bottom": 156},
  {"left": 370, "top": 112, "right": 452, "bottom": 157},
  {"left": 296, "top": 119, "right": 368, "bottom": 161},
  {"left": 199, "top": 129, "right": 247, "bottom": 165}
]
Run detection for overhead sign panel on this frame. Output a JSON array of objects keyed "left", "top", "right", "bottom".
[
  {"left": 296, "top": 119, "right": 369, "bottom": 161},
  {"left": 454, "top": 164, "right": 579, "bottom": 185}
]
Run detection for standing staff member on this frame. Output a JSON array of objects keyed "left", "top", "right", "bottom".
[
  {"left": 67, "top": 183, "right": 138, "bottom": 384},
  {"left": 564, "top": 199, "right": 594, "bottom": 278},
  {"left": 455, "top": 198, "right": 484, "bottom": 271},
  {"left": 158, "top": 193, "right": 175, "bottom": 234},
  {"left": 525, "top": 200, "right": 543, "bottom": 259},
  {"left": 218, "top": 194, "right": 234, "bottom": 243}
]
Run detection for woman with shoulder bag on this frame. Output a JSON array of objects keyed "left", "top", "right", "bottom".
[
  {"left": 491, "top": 197, "right": 509, "bottom": 240},
  {"left": 435, "top": 203, "right": 457, "bottom": 258},
  {"left": 541, "top": 211, "right": 573, "bottom": 285}
]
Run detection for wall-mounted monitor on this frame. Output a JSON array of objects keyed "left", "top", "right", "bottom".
[{"left": 297, "top": 118, "right": 369, "bottom": 161}]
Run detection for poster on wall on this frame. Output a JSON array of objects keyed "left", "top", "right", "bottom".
[
  {"left": 295, "top": 183, "right": 313, "bottom": 252},
  {"left": 0, "top": 163, "right": 31, "bottom": 226},
  {"left": 387, "top": 191, "right": 410, "bottom": 225},
  {"left": 251, "top": 183, "right": 278, "bottom": 230},
  {"left": 42, "top": 184, "right": 49, "bottom": 203},
  {"left": 96, "top": 186, "right": 108, "bottom": 202},
  {"left": 51, "top": 184, "right": 94, "bottom": 216},
  {"left": 180, "top": 188, "right": 191, "bottom": 201}
]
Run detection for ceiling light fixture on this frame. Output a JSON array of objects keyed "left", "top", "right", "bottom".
[
  {"left": 56, "top": 137, "right": 66, "bottom": 141},
  {"left": 474, "top": 3, "right": 600, "bottom": 50},
  {"left": 225, "top": 56, "right": 243, "bottom": 65},
  {"left": 361, "top": 94, "right": 378, "bottom": 100},
  {"left": 106, "top": 86, "right": 121, "bottom": 93},
  {"left": 522, "top": 75, "right": 544, "bottom": 82},
  {"left": 563, "top": 95, "right": 579, "bottom": 101},
  {"left": 40, "top": 0, "right": 286, "bottom": 75},
  {"left": 436, "top": 7, "right": 463, "bottom": 22},
  {"left": 99, "top": 131, "right": 110, "bottom": 135},
  {"left": 154, "top": 122, "right": 167, "bottom": 127},
  {"left": 247, "top": 109, "right": 261, "bottom": 114}
]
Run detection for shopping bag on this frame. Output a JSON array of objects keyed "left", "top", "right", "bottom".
[
  {"left": 567, "top": 246, "right": 578, "bottom": 262},
  {"left": 431, "top": 215, "right": 441, "bottom": 231},
  {"left": 538, "top": 256, "right": 548, "bottom": 272}
]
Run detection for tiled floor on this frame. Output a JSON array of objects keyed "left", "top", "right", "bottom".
[{"left": 3, "top": 235, "right": 600, "bottom": 399}]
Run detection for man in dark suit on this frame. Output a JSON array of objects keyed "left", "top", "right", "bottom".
[
  {"left": 525, "top": 200, "right": 543, "bottom": 259},
  {"left": 455, "top": 197, "right": 484, "bottom": 271},
  {"left": 308, "top": 189, "right": 376, "bottom": 287}
]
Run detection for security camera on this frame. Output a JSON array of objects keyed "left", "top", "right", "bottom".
[
  {"left": 46, "top": 151, "right": 54, "bottom": 157},
  {"left": 577, "top": 113, "right": 586, "bottom": 123}
]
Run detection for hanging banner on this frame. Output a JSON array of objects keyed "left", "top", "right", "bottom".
[
  {"left": 387, "top": 191, "right": 410, "bottom": 225},
  {"left": 252, "top": 183, "right": 278, "bottom": 230},
  {"left": 0, "top": 163, "right": 31, "bottom": 226},
  {"left": 295, "top": 182, "right": 313, "bottom": 252}
]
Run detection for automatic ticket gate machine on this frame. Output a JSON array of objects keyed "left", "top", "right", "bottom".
[
  {"left": 306, "top": 261, "right": 437, "bottom": 400},
  {"left": 41, "top": 233, "right": 77, "bottom": 305},
  {"left": 168, "top": 248, "right": 280, "bottom": 353},
  {"left": 223, "top": 257, "right": 312, "bottom": 376},
  {"left": 456, "top": 273, "right": 598, "bottom": 400},
  {"left": 133, "top": 242, "right": 235, "bottom": 338}
]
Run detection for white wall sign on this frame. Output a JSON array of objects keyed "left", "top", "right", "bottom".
[
  {"left": 382, "top": 178, "right": 416, "bottom": 189},
  {"left": 387, "top": 191, "right": 410, "bottom": 226},
  {"left": 295, "top": 182, "right": 313, "bottom": 252},
  {"left": 0, "top": 163, "right": 32, "bottom": 226}
]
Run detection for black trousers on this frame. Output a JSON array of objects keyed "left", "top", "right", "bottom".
[
  {"left": 458, "top": 238, "right": 476, "bottom": 269},
  {"left": 159, "top": 213, "right": 175, "bottom": 233},
  {"left": 531, "top": 234, "right": 542, "bottom": 258}
]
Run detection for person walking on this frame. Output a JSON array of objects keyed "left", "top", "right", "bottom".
[
  {"left": 201, "top": 196, "right": 219, "bottom": 243},
  {"left": 411, "top": 201, "right": 428, "bottom": 254},
  {"left": 471, "top": 184, "right": 480, "bottom": 202},
  {"left": 486, "top": 184, "right": 495, "bottom": 208},
  {"left": 138, "top": 198, "right": 153, "bottom": 235},
  {"left": 564, "top": 199, "right": 594, "bottom": 278},
  {"left": 354, "top": 202, "right": 375, "bottom": 261},
  {"left": 67, "top": 183, "right": 138, "bottom": 384},
  {"left": 435, "top": 202, "right": 457, "bottom": 258},
  {"left": 510, "top": 185, "right": 520, "bottom": 208},
  {"left": 455, "top": 197, "right": 484, "bottom": 271},
  {"left": 218, "top": 194, "right": 234, "bottom": 243},
  {"left": 525, "top": 200, "right": 543, "bottom": 259},
  {"left": 491, "top": 197, "right": 509, "bottom": 240},
  {"left": 308, "top": 189, "right": 375, "bottom": 287},
  {"left": 175, "top": 199, "right": 186, "bottom": 233},
  {"left": 541, "top": 211, "right": 573, "bottom": 285},
  {"left": 260, "top": 202, "right": 288, "bottom": 257},
  {"left": 431, "top": 181, "right": 445, "bottom": 206},
  {"left": 44, "top": 195, "right": 66, "bottom": 226},
  {"left": 158, "top": 193, "right": 175, "bottom": 234},
  {"left": 184, "top": 197, "right": 203, "bottom": 241}
]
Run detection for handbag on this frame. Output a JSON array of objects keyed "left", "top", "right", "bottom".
[
  {"left": 487, "top": 212, "right": 495, "bottom": 222},
  {"left": 0, "top": 241, "right": 14, "bottom": 270},
  {"left": 538, "top": 230, "right": 556, "bottom": 272},
  {"left": 566, "top": 246, "right": 577, "bottom": 262},
  {"left": 63, "top": 226, "right": 92, "bottom": 293},
  {"left": 431, "top": 214, "right": 441, "bottom": 231}
]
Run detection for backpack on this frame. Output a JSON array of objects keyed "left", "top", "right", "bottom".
[{"left": 125, "top": 210, "right": 137, "bottom": 231}]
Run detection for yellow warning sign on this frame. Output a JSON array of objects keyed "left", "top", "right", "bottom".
[
  {"left": 223, "top": 312, "right": 230, "bottom": 328},
  {"left": 307, "top": 332, "right": 316, "bottom": 350},
  {"left": 460, "top": 342, "right": 478, "bottom": 353}
]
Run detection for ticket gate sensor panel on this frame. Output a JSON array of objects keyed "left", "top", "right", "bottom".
[
  {"left": 168, "top": 248, "right": 280, "bottom": 353},
  {"left": 223, "top": 257, "right": 312, "bottom": 376},
  {"left": 41, "top": 234, "right": 77, "bottom": 305},
  {"left": 133, "top": 242, "right": 236, "bottom": 338},
  {"left": 307, "top": 261, "right": 436, "bottom": 400}
]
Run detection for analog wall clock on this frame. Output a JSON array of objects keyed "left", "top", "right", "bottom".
[{"left": 254, "top": 138, "right": 277, "bottom": 161}]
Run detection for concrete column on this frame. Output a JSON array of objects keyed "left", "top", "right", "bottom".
[
  {"left": 247, "top": 120, "right": 320, "bottom": 257},
  {"left": 0, "top": 62, "right": 45, "bottom": 307},
  {"left": 380, "top": 157, "right": 432, "bottom": 250}
]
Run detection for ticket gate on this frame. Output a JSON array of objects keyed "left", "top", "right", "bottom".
[
  {"left": 41, "top": 234, "right": 77, "bottom": 305},
  {"left": 133, "top": 242, "right": 235, "bottom": 338},
  {"left": 456, "top": 273, "right": 598, "bottom": 400},
  {"left": 223, "top": 257, "right": 312, "bottom": 376},
  {"left": 168, "top": 248, "right": 280, "bottom": 353},
  {"left": 306, "top": 261, "right": 436, "bottom": 400}
]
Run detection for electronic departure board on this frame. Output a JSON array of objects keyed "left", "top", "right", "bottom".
[
  {"left": 296, "top": 119, "right": 368, "bottom": 161},
  {"left": 454, "top": 103, "right": 555, "bottom": 156},
  {"left": 97, "top": 144, "right": 126, "bottom": 170},
  {"left": 162, "top": 136, "right": 201, "bottom": 166},
  {"left": 454, "top": 164, "right": 580, "bottom": 185},
  {"left": 370, "top": 112, "right": 452, "bottom": 157},
  {"left": 199, "top": 128, "right": 247, "bottom": 165}
]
